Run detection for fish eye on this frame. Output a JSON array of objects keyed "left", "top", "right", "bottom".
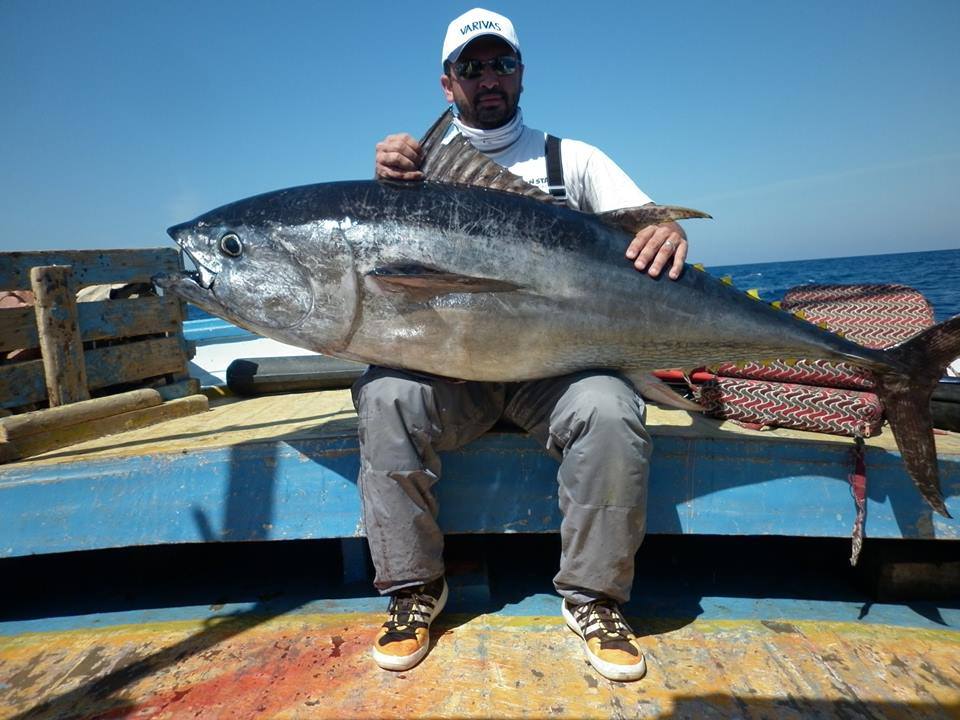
[{"left": 219, "top": 233, "right": 243, "bottom": 258}]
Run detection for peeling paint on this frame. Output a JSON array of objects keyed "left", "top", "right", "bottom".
[{"left": 1, "top": 615, "right": 958, "bottom": 719}]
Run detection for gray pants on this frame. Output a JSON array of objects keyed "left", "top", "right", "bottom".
[{"left": 351, "top": 366, "right": 651, "bottom": 605}]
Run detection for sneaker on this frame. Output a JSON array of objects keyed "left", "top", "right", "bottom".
[
  {"left": 562, "top": 598, "right": 646, "bottom": 681},
  {"left": 372, "top": 577, "right": 448, "bottom": 671}
]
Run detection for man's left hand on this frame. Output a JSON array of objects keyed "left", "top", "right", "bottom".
[{"left": 625, "top": 222, "right": 688, "bottom": 280}]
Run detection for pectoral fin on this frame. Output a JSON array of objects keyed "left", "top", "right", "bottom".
[
  {"left": 368, "top": 263, "right": 523, "bottom": 302},
  {"left": 597, "top": 205, "right": 712, "bottom": 235}
]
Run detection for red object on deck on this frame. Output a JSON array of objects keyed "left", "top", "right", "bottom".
[{"left": 659, "top": 284, "right": 936, "bottom": 437}]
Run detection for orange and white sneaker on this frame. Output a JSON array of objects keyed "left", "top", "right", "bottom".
[
  {"left": 562, "top": 598, "right": 646, "bottom": 681},
  {"left": 372, "top": 577, "right": 448, "bottom": 671}
]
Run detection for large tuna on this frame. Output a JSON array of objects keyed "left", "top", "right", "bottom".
[{"left": 157, "top": 111, "right": 960, "bottom": 517}]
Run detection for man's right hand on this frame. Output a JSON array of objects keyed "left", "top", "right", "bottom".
[{"left": 375, "top": 133, "right": 424, "bottom": 181}]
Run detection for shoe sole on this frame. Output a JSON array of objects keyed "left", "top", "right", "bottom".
[
  {"left": 372, "top": 580, "right": 449, "bottom": 672},
  {"left": 561, "top": 599, "right": 647, "bottom": 682}
]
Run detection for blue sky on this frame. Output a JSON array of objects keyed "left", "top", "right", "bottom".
[{"left": 2, "top": 0, "right": 957, "bottom": 266}]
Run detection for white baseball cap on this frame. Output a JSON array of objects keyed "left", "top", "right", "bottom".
[{"left": 441, "top": 8, "right": 520, "bottom": 65}]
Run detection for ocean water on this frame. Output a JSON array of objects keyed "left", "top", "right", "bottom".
[
  {"left": 186, "top": 248, "right": 959, "bottom": 323},
  {"left": 709, "top": 248, "right": 959, "bottom": 323}
]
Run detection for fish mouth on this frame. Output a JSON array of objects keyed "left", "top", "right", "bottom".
[
  {"left": 165, "top": 223, "right": 217, "bottom": 290},
  {"left": 152, "top": 264, "right": 213, "bottom": 297},
  {"left": 154, "top": 250, "right": 216, "bottom": 293},
  {"left": 178, "top": 248, "right": 217, "bottom": 290}
]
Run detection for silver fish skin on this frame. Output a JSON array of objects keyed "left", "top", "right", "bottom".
[{"left": 157, "top": 179, "right": 960, "bottom": 517}]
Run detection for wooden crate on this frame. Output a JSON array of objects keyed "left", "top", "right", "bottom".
[{"left": 0, "top": 248, "right": 193, "bottom": 412}]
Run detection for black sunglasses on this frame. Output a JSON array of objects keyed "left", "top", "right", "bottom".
[{"left": 453, "top": 55, "right": 519, "bottom": 80}]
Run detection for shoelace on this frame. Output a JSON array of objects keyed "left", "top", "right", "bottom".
[
  {"left": 574, "top": 600, "right": 635, "bottom": 644},
  {"left": 381, "top": 588, "right": 436, "bottom": 640}
]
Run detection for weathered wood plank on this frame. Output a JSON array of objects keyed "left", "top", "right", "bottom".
[
  {"left": 0, "top": 361, "right": 45, "bottom": 410},
  {"left": 156, "top": 378, "right": 201, "bottom": 401},
  {"left": 0, "top": 306, "right": 34, "bottom": 352},
  {"left": 0, "top": 296, "right": 184, "bottom": 353},
  {"left": 0, "top": 441, "right": 19, "bottom": 463},
  {"left": 0, "top": 249, "right": 180, "bottom": 291},
  {"left": 85, "top": 336, "right": 189, "bottom": 389},
  {"left": 0, "top": 388, "right": 163, "bottom": 442},
  {"left": 0, "top": 336, "right": 189, "bottom": 410},
  {"left": 31, "top": 266, "right": 90, "bottom": 406},
  {"left": 9, "top": 394, "right": 208, "bottom": 460},
  {"left": 87, "top": 295, "right": 184, "bottom": 341}
]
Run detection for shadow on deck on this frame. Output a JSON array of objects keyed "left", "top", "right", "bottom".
[{"left": 2, "top": 535, "right": 959, "bottom": 718}]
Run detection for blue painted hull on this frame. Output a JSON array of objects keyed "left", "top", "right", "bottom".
[{"left": 2, "top": 424, "right": 957, "bottom": 558}]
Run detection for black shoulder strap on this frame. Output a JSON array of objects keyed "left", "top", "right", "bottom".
[{"left": 545, "top": 134, "right": 567, "bottom": 206}]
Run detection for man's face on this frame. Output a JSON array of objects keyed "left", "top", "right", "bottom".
[{"left": 441, "top": 37, "right": 523, "bottom": 129}]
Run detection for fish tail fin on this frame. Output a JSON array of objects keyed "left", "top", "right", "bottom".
[{"left": 876, "top": 314, "right": 960, "bottom": 518}]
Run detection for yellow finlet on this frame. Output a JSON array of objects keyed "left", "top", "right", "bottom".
[
  {"left": 771, "top": 301, "right": 782, "bottom": 310},
  {"left": 747, "top": 289, "right": 760, "bottom": 300},
  {"left": 793, "top": 310, "right": 806, "bottom": 320},
  {"left": 721, "top": 276, "right": 733, "bottom": 285}
]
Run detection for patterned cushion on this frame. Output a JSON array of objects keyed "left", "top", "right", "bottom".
[
  {"left": 689, "top": 284, "right": 934, "bottom": 437},
  {"left": 693, "top": 376, "right": 885, "bottom": 437},
  {"left": 780, "top": 283, "right": 934, "bottom": 348}
]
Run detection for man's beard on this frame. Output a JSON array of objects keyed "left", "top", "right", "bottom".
[{"left": 458, "top": 90, "right": 518, "bottom": 129}]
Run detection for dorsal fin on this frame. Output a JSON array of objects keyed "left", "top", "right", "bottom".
[
  {"left": 596, "top": 205, "right": 712, "bottom": 234},
  {"left": 418, "top": 108, "right": 555, "bottom": 203},
  {"left": 417, "top": 109, "right": 714, "bottom": 228},
  {"left": 418, "top": 108, "right": 456, "bottom": 167}
]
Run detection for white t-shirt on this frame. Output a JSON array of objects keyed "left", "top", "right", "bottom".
[{"left": 470, "top": 125, "right": 653, "bottom": 214}]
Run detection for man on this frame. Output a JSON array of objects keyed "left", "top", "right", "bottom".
[{"left": 358, "top": 8, "right": 689, "bottom": 682}]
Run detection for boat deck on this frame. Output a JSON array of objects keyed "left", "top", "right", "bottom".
[
  {"left": 9, "top": 387, "right": 960, "bottom": 465},
  {"left": 2, "top": 390, "right": 959, "bottom": 558},
  {"left": 2, "top": 391, "right": 959, "bottom": 717},
  {"left": 4, "top": 612, "right": 959, "bottom": 719},
  {"left": 2, "top": 533, "right": 959, "bottom": 719}
]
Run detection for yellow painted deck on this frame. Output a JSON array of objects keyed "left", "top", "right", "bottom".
[{"left": 2, "top": 612, "right": 959, "bottom": 719}]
